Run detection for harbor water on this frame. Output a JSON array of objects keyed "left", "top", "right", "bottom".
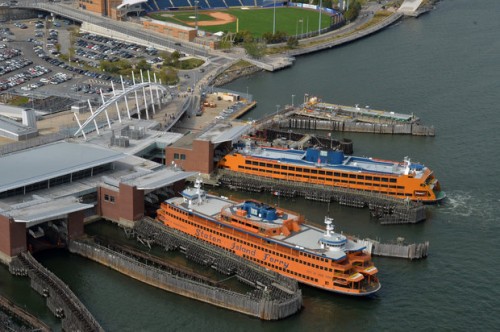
[{"left": 1, "top": 0, "right": 499, "bottom": 330}]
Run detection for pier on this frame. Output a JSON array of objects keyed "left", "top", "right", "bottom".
[
  {"left": 217, "top": 170, "right": 427, "bottom": 224},
  {"left": 9, "top": 252, "right": 103, "bottom": 332},
  {"left": 279, "top": 101, "right": 435, "bottom": 136},
  {"left": 70, "top": 218, "right": 303, "bottom": 321}
]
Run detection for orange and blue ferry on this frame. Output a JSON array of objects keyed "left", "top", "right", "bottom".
[
  {"left": 218, "top": 141, "right": 445, "bottom": 203},
  {"left": 156, "top": 178, "right": 381, "bottom": 296}
]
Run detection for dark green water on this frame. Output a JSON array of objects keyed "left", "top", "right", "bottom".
[{"left": 2, "top": 0, "right": 499, "bottom": 330}]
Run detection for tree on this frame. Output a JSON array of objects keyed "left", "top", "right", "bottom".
[
  {"left": 136, "top": 59, "right": 151, "bottom": 71},
  {"left": 158, "top": 67, "right": 179, "bottom": 85},
  {"left": 234, "top": 30, "right": 254, "bottom": 44},
  {"left": 287, "top": 37, "right": 299, "bottom": 49},
  {"left": 344, "top": 1, "right": 362, "bottom": 21},
  {"left": 243, "top": 41, "right": 266, "bottom": 59}
]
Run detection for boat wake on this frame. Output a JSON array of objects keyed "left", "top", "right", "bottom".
[{"left": 439, "top": 190, "right": 498, "bottom": 224}]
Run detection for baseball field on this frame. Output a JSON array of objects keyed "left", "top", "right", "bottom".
[{"left": 149, "top": 7, "right": 333, "bottom": 37}]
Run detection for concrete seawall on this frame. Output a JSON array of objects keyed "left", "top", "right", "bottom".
[{"left": 287, "top": 12, "right": 404, "bottom": 57}]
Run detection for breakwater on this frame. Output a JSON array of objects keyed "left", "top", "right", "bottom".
[
  {"left": 9, "top": 252, "right": 103, "bottom": 332},
  {"left": 217, "top": 170, "right": 426, "bottom": 224},
  {"left": 70, "top": 218, "right": 302, "bottom": 320}
]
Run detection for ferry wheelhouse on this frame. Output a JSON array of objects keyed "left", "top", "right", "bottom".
[
  {"left": 156, "top": 178, "right": 381, "bottom": 296},
  {"left": 218, "top": 141, "right": 445, "bottom": 203}
]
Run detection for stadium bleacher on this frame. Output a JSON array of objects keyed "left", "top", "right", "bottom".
[
  {"left": 140, "top": 0, "right": 267, "bottom": 12},
  {"left": 171, "top": 0, "right": 193, "bottom": 8},
  {"left": 225, "top": 0, "right": 242, "bottom": 7},
  {"left": 240, "top": 0, "right": 256, "bottom": 7},
  {"left": 207, "top": 0, "right": 227, "bottom": 9},
  {"left": 154, "top": 0, "right": 172, "bottom": 10}
]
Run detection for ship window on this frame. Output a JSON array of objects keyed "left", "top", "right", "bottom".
[
  {"left": 295, "top": 167, "right": 302, "bottom": 172},
  {"left": 266, "top": 163, "right": 273, "bottom": 168},
  {"left": 288, "top": 167, "right": 295, "bottom": 171},
  {"left": 341, "top": 173, "right": 348, "bottom": 178},
  {"left": 390, "top": 178, "right": 397, "bottom": 183},
  {"left": 319, "top": 170, "right": 325, "bottom": 175},
  {"left": 280, "top": 165, "right": 287, "bottom": 170},
  {"left": 334, "top": 172, "right": 340, "bottom": 177},
  {"left": 273, "top": 164, "right": 280, "bottom": 169},
  {"left": 349, "top": 174, "right": 356, "bottom": 179},
  {"left": 245, "top": 160, "right": 251, "bottom": 165},
  {"left": 381, "top": 177, "right": 388, "bottom": 182},
  {"left": 304, "top": 168, "right": 310, "bottom": 173},
  {"left": 373, "top": 177, "right": 380, "bottom": 181},
  {"left": 311, "top": 169, "right": 317, "bottom": 174},
  {"left": 365, "top": 176, "right": 373, "bottom": 181},
  {"left": 326, "top": 171, "right": 333, "bottom": 176},
  {"left": 259, "top": 162, "right": 265, "bottom": 166},
  {"left": 397, "top": 186, "right": 404, "bottom": 189},
  {"left": 357, "top": 175, "right": 364, "bottom": 180}
]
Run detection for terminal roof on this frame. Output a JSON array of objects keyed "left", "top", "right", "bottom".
[
  {"left": 3, "top": 196, "right": 94, "bottom": 226},
  {"left": 0, "top": 141, "right": 123, "bottom": 193},
  {"left": 199, "top": 123, "right": 251, "bottom": 144}
]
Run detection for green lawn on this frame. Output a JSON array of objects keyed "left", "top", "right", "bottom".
[{"left": 149, "top": 8, "right": 333, "bottom": 37}]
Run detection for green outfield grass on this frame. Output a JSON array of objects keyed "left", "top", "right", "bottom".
[{"left": 149, "top": 7, "right": 333, "bottom": 37}]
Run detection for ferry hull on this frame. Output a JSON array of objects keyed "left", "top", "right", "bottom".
[{"left": 157, "top": 201, "right": 381, "bottom": 296}]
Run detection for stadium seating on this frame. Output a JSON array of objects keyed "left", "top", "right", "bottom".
[
  {"left": 207, "top": 0, "right": 227, "bottom": 9},
  {"left": 140, "top": 0, "right": 271, "bottom": 12},
  {"left": 155, "top": 0, "right": 173, "bottom": 10},
  {"left": 171, "top": 0, "right": 192, "bottom": 8},
  {"left": 240, "top": 0, "right": 257, "bottom": 7},
  {"left": 225, "top": 0, "right": 242, "bottom": 7}
]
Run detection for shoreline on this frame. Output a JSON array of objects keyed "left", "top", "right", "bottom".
[{"left": 211, "top": 1, "right": 438, "bottom": 86}]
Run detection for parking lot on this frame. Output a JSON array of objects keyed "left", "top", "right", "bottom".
[{"left": 0, "top": 19, "right": 173, "bottom": 102}]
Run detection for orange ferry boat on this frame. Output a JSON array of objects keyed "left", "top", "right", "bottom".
[
  {"left": 156, "top": 178, "right": 381, "bottom": 296},
  {"left": 218, "top": 141, "right": 445, "bottom": 203}
]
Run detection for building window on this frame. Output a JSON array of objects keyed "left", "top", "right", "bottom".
[
  {"left": 180, "top": 154, "right": 186, "bottom": 160},
  {"left": 174, "top": 153, "right": 180, "bottom": 160},
  {"left": 104, "top": 194, "right": 115, "bottom": 203}
]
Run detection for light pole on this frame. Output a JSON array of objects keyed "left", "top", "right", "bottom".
[
  {"left": 318, "top": 0, "right": 322, "bottom": 35},
  {"left": 276, "top": 104, "right": 280, "bottom": 116},
  {"left": 273, "top": 0, "right": 276, "bottom": 35},
  {"left": 195, "top": 0, "right": 199, "bottom": 35},
  {"left": 291, "top": 94, "right": 295, "bottom": 107}
]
